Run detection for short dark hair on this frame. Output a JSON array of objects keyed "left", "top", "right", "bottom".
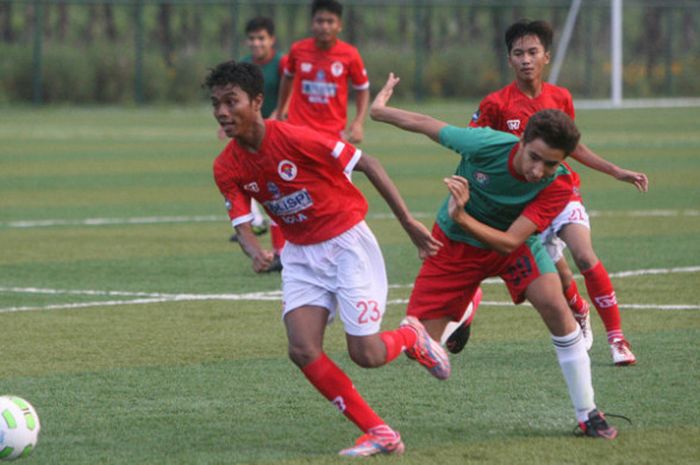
[
  {"left": 311, "top": 0, "right": 343, "bottom": 18},
  {"left": 203, "top": 60, "right": 263, "bottom": 100},
  {"left": 245, "top": 16, "right": 275, "bottom": 36},
  {"left": 522, "top": 109, "right": 580, "bottom": 156},
  {"left": 505, "top": 19, "right": 553, "bottom": 53}
]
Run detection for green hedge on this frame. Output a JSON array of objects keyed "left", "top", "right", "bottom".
[{"left": 3, "top": 42, "right": 700, "bottom": 104}]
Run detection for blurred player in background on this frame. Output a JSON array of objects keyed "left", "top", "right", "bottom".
[
  {"left": 274, "top": 0, "right": 369, "bottom": 144},
  {"left": 224, "top": 16, "right": 287, "bottom": 271},
  {"left": 371, "top": 73, "right": 622, "bottom": 439},
  {"left": 448, "top": 19, "right": 647, "bottom": 365},
  {"left": 207, "top": 60, "right": 450, "bottom": 456}
]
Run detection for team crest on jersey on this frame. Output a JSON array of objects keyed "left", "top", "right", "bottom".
[
  {"left": 267, "top": 181, "right": 281, "bottom": 199},
  {"left": 278, "top": 160, "right": 298, "bottom": 181},
  {"left": 474, "top": 171, "right": 490, "bottom": 185},
  {"left": 471, "top": 109, "right": 480, "bottom": 122},
  {"left": 507, "top": 119, "right": 521, "bottom": 131},
  {"left": 301, "top": 62, "right": 312, "bottom": 73},
  {"left": 243, "top": 182, "right": 259, "bottom": 193},
  {"left": 331, "top": 61, "right": 344, "bottom": 77}
]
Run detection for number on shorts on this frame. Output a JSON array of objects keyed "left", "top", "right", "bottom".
[
  {"left": 568, "top": 207, "right": 585, "bottom": 222},
  {"left": 505, "top": 256, "right": 533, "bottom": 286},
  {"left": 357, "top": 300, "right": 381, "bottom": 324}
]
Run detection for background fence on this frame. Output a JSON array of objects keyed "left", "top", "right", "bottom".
[{"left": 1, "top": 0, "right": 698, "bottom": 104}]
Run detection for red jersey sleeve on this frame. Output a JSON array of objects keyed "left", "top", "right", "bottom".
[
  {"left": 348, "top": 48, "right": 369, "bottom": 90},
  {"left": 278, "top": 54, "right": 288, "bottom": 77},
  {"left": 213, "top": 155, "right": 253, "bottom": 227},
  {"left": 283, "top": 44, "right": 296, "bottom": 76},
  {"left": 521, "top": 173, "right": 575, "bottom": 232},
  {"left": 469, "top": 95, "right": 500, "bottom": 129}
]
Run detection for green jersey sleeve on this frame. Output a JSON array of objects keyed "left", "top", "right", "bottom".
[{"left": 438, "top": 125, "right": 519, "bottom": 163}]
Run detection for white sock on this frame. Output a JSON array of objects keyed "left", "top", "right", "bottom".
[
  {"left": 250, "top": 200, "right": 265, "bottom": 227},
  {"left": 551, "top": 326, "right": 596, "bottom": 423}
]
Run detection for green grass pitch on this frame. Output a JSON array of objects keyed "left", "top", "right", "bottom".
[{"left": 1, "top": 102, "right": 699, "bottom": 464}]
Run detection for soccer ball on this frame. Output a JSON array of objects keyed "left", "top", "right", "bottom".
[{"left": 0, "top": 396, "right": 40, "bottom": 461}]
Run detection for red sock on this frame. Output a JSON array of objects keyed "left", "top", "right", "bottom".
[
  {"left": 301, "top": 353, "right": 384, "bottom": 433},
  {"left": 270, "top": 222, "right": 285, "bottom": 255},
  {"left": 380, "top": 327, "right": 417, "bottom": 363},
  {"left": 564, "top": 281, "right": 588, "bottom": 315},
  {"left": 582, "top": 261, "right": 622, "bottom": 336}
]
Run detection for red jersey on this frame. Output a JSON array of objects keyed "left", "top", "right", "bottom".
[
  {"left": 470, "top": 81, "right": 581, "bottom": 201},
  {"left": 284, "top": 38, "right": 369, "bottom": 139},
  {"left": 213, "top": 120, "right": 367, "bottom": 245}
]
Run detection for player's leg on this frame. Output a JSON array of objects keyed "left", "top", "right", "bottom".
[
  {"left": 284, "top": 305, "right": 403, "bottom": 455},
  {"left": 502, "top": 241, "right": 617, "bottom": 439},
  {"left": 542, "top": 217, "right": 594, "bottom": 348},
  {"left": 336, "top": 222, "right": 450, "bottom": 380},
  {"left": 558, "top": 222, "right": 636, "bottom": 366},
  {"left": 281, "top": 237, "right": 403, "bottom": 455},
  {"left": 555, "top": 256, "right": 593, "bottom": 350}
]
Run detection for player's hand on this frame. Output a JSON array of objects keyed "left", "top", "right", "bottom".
[
  {"left": 445, "top": 175, "right": 470, "bottom": 219},
  {"left": 615, "top": 168, "right": 649, "bottom": 192},
  {"left": 403, "top": 217, "right": 443, "bottom": 259},
  {"left": 370, "top": 73, "right": 400, "bottom": 117},
  {"left": 251, "top": 249, "right": 275, "bottom": 273},
  {"left": 344, "top": 122, "right": 364, "bottom": 144}
]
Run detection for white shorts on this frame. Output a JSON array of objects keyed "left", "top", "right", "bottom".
[
  {"left": 540, "top": 201, "right": 591, "bottom": 262},
  {"left": 280, "top": 221, "right": 388, "bottom": 336}
]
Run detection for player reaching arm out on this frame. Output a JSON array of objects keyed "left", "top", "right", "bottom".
[
  {"left": 370, "top": 73, "right": 447, "bottom": 142},
  {"left": 569, "top": 143, "right": 649, "bottom": 192}
]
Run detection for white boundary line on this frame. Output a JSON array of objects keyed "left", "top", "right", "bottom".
[
  {"left": 1, "top": 266, "right": 698, "bottom": 314},
  {"left": 2, "top": 209, "right": 699, "bottom": 229}
]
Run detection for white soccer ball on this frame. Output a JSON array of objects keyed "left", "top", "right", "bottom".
[{"left": 0, "top": 396, "right": 40, "bottom": 461}]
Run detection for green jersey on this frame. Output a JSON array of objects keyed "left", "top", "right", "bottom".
[
  {"left": 241, "top": 51, "right": 284, "bottom": 118},
  {"left": 436, "top": 125, "right": 573, "bottom": 249}
]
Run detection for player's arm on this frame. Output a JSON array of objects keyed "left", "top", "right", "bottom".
[
  {"left": 274, "top": 73, "right": 294, "bottom": 121},
  {"left": 571, "top": 142, "right": 648, "bottom": 192},
  {"left": 355, "top": 153, "right": 443, "bottom": 259},
  {"left": 445, "top": 175, "right": 536, "bottom": 254},
  {"left": 370, "top": 73, "right": 447, "bottom": 143},
  {"left": 345, "top": 88, "right": 369, "bottom": 144},
  {"left": 235, "top": 222, "right": 275, "bottom": 273}
]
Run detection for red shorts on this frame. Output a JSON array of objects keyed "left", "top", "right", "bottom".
[{"left": 407, "top": 224, "right": 555, "bottom": 322}]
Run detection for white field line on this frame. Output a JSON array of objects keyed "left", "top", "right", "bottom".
[
  {"left": 2, "top": 209, "right": 699, "bottom": 229},
  {"left": 0, "top": 266, "right": 698, "bottom": 314}
]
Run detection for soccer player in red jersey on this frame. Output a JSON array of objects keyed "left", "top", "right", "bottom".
[
  {"left": 223, "top": 17, "right": 288, "bottom": 269},
  {"left": 274, "top": 0, "right": 369, "bottom": 143},
  {"left": 371, "top": 73, "right": 622, "bottom": 439},
  {"left": 450, "top": 20, "right": 648, "bottom": 365},
  {"left": 207, "top": 60, "right": 450, "bottom": 456}
]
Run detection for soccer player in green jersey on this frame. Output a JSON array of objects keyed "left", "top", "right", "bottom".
[
  {"left": 457, "top": 19, "right": 646, "bottom": 365},
  {"left": 370, "top": 73, "right": 621, "bottom": 439}
]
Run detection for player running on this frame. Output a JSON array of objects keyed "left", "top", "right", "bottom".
[
  {"left": 371, "top": 73, "right": 621, "bottom": 439},
  {"left": 207, "top": 60, "right": 449, "bottom": 456},
  {"left": 448, "top": 20, "right": 647, "bottom": 365}
]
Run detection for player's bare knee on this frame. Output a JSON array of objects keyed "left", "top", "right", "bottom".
[
  {"left": 288, "top": 344, "right": 321, "bottom": 368},
  {"left": 572, "top": 252, "right": 598, "bottom": 272},
  {"left": 348, "top": 347, "right": 384, "bottom": 368}
]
